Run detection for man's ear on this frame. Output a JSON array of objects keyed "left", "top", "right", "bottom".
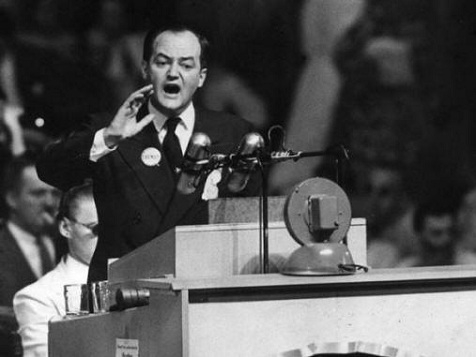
[
  {"left": 59, "top": 220, "right": 72, "bottom": 239},
  {"left": 5, "top": 192, "right": 17, "bottom": 211},
  {"left": 141, "top": 60, "right": 150, "bottom": 81},
  {"left": 198, "top": 68, "right": 207, "bottom": 88}
]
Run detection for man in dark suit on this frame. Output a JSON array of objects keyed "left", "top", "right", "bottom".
[
  {"left": 36, "top": 25, "right": 261, "bottom": 282},
  {"left": 0, "top": 153, "right": 60, "bottom": 306}
]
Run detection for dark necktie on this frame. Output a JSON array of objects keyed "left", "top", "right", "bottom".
[
  {"left": 163, "top": 117, "right": 183, "bottom": 176},
  {"left": 36, "top": 236, "right": 54, "bottom": 275}
]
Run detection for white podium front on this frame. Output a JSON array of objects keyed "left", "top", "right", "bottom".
[
  {"left": 49, "top": 266, "right": 476, "bottom": 357},
  {"left": 107, "top": 219, "right": 367, "bottom": 283}
]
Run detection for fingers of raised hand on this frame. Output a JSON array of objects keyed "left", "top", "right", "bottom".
[{"left": 123, "top": 85, "right": 154, "bottom": 116}]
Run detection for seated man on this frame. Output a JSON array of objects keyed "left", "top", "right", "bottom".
[
  {"left": 0, "top": 153, "right": 60, "bottom": 306},
  {"left": 13, "top": 182, "right": 98, "bottom": 357}
]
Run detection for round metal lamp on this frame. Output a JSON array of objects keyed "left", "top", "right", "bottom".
[{"left": 281, "top": 177, "right": 364, "bottom": 276}]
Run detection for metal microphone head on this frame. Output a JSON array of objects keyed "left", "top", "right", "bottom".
[
  {"left": 184, "top": 133, "right": 211, "bottom": 165},
  {"left": 227, "top": 132, "right": 265, "bottom": 193},
  {"left": 177, "top": 132, "right": 211, "bottom": 194}
]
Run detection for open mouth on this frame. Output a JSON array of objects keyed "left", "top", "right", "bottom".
[{"left": 164, "top": 84, "right": 181, "bottom": 94}]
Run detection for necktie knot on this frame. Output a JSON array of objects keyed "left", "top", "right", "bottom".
[{"left": 165, "top": 117, "right": 181, "bottom": 134}]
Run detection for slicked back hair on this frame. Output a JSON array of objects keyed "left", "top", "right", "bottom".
[
  {"left": 57, "top": 181, "right": 94, "bottom": 222},
  {"left": 142, "top": 24, "right": 210, "bottom": 69}
]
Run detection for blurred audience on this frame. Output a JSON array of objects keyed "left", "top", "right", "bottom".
[
  {"left": 16, "top": 0, "right": 80, "bottom": 62},
  {"left": 358, "top": 164, "right": 415, "bottom": 269},
  {"left": 0, "top": 6, "right": 26, "bottom": 167},
  {"left": 11, "top": 0, "right": 111, "bottom": 136},
  {"left": 84, "top": 0, "right": 144, "bottom": 109},
  {"left": 0, "top": 7, "right": 23, "bottom": 108},
  {"left": 455, "top": 186, "right": 476, "bottom": 255},
  {"left": 1, "top": 102, "right": 25, "bottom": 157},
  {"left": 330, "top": 0, "right": 439, "bottom": 198},
  {"left": 399, "top": 195, "right": 476, "bottom": 267},
  {"left": 204, "top": 0, "right": 302, "bottom": 132},
  {"left": 268, "top": 0, "right": 364, "bottom": 195},
  {"left": 197, "top": 64, "right": 268, "bottom": 132},
  {"left": 14, "top": 181, "right": 97, "bottom": 357},
  {"left": 0, "top": 153, "right": 60, "bottom": 306}
]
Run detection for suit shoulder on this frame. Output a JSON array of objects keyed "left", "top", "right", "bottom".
[
  {"left": 14, "top": 268, "right": 62, "bottom": 301},
  {"left": 195, "top": 107, "right": 255, "bottom": 136}
]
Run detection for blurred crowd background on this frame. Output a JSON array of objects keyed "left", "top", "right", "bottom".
[{"left": 1, "top": 0, "right": 476, "bottom": 269}]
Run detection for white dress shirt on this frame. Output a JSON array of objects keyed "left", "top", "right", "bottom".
[
  {"left": 13, "top": 254, "right": 89, "bottom": 357},
  {"left": 90, "top": 101, "right": 196, "bottom": 162}
]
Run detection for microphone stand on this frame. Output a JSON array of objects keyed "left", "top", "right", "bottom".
[
  {"left": 259, "top": 162, "right": 269, "bottom": 273},
  {"left": 256, "top": 144, "right": 349, "bottom": 274}
]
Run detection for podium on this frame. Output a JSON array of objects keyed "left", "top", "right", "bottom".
[
  {"left": 49, "top": 267, "right": 476, "bottom": 357},
  {"left": 108, "top": 219, "right": 366, "bottom": 283},
  {"left": 107, "top": 196, "right": 366, "bottom": 283},
  {"left": 48, "top": 197, "right": 476, "bottom": 356}
]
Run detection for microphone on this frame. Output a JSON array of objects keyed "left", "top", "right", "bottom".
[
  {"left": 177, "top": 132, "right": 211, "bottom": 194},
  {"left": 266, "top": 125, "right": 303, "bottom": 163},
  {"left": 268, "top": 125, "right": 286, "bottom": 152},
  {"left": 227, "top": 132, "right": 265, "bottom": 193}
]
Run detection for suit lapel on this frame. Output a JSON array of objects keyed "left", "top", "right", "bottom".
[
  {"left": 0, "top": 227, "right": 38, "bottom": 281},
  {"left": 117, "top": 106, "right": 176, "bottom": 215}
]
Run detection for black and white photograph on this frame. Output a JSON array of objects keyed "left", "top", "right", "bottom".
[{"left": 1, "top": 0, "right": 475, "bottom": 356}]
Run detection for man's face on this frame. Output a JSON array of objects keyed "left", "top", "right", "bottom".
[
  {"left": 142, "top": 30, "right": 207, "bottom": 117},
  {"left": 362, "top": 167, "right": 404, "bottom": 231},
  {"left": 421, "top": 214, "right": 454, "bottom": 248},
  {"left": 64, "top": 196, "right": 98, "bottom": 265},
  {"left": 8, "top": 166, "right": 60, "bottom": 235}
]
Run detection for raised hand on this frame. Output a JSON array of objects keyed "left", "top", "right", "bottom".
[{"left": 103, "top": 85, "right": 155, "bottom": 148}]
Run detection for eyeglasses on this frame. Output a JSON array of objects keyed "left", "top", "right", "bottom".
[{"left": 67, "top": 218, "right": 99, "bottom": 236}]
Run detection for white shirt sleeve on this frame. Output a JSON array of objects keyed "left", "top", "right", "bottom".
[
  {"left": 13, "top": 289, "right": 56, "bottom": 357},
  {"left": 90, "top": 128, "right": 117, "bottom": 162}
]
